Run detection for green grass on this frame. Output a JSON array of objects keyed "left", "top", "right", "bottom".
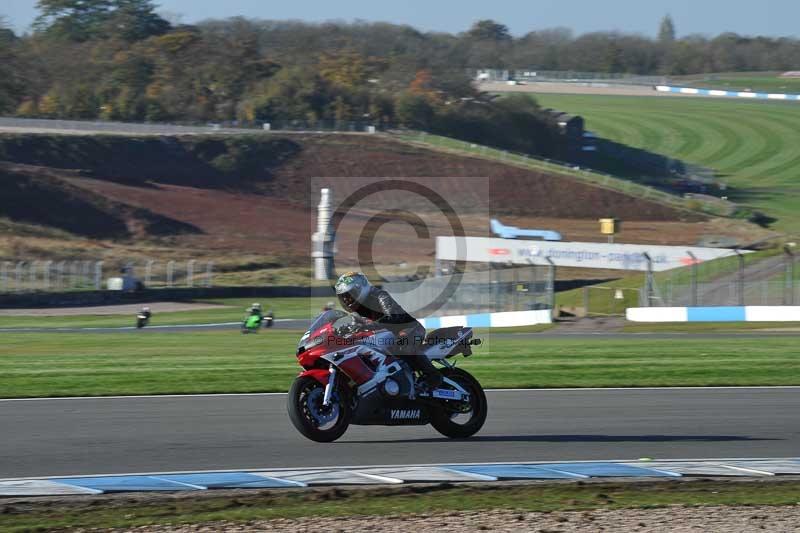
[
  {"left": 622, "top": 322, "right": 800, "bottom": 333},
  {"left": 0, "top": 297, "right": 335, "bottom": 329},
  {"left": 392, "top": 131, "right": 717, "bottom": 214},
  {"left": 532, "top": 93, "right": 800, "bottom": 231},
  {"left": 1, "top": 331, "right": 799, "bottom": 398},
  {"left": 680, "top": 73, "right": 800, "bottom": 94},
  {"left": 3, "top": 479, "right": 800, "bottom": 532}
]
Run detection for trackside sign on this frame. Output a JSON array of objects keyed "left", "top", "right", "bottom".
[{"left": 435, "top": 237, "right": 744, "bottom": 272}]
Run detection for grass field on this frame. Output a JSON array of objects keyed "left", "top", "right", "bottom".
[
  {"left": 1, "top": 331, "right": 798, "bottom": 398},
  {"left": 532, "top": 93, "right": 800, "bottom": 230},
  {"left": 3, "top": 479, "right": 800, "bottom": 532},
  {"left": 0, "top": 297, "right": 334, "bottom": 329},
  {"left": 678, "top": 73, "right": 800, "bottom": 94}
]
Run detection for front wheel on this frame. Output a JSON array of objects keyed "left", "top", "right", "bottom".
[
  {"left": 430, "top": 367, "right": 487, "bottom": 439},
  {"left": 287, "top": 376, "right": 350, "bottom": 442}
]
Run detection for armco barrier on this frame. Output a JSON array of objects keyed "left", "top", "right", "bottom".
[
  {"left": 655, "top": 85, "right": 800, "bottom": 101},
  {"left": 626, "top": 306, "right": 800, "bottom": 322},
  {"left": 419, "top": 309, "right": 552, "bottom": 329}
]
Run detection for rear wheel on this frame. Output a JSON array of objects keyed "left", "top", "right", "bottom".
[
  {"left": 287, "top": 376, "right": 350, "bottom": 442},
  {"left": 430, "top": 368, "right": 487, "bottom": 439}
]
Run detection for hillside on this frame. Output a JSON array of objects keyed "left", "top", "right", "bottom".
[
  {"left": 0, "top": 132, "right": 767, "bottom": 276},
  {"left": 532, "top": 93, "right": 800, "bottom": 232}
]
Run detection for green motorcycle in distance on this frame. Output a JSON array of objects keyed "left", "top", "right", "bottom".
[{"left": 241, "top": 311, "right": 274, "bottom": 334}]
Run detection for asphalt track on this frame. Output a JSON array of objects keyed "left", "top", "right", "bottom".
[{"left": 2, "top": 388, "right": 798, "bottom": 479}]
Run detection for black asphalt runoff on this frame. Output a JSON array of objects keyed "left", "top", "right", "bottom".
[{"left": 1, "top": 388, "right": 797, "bottom": 478}]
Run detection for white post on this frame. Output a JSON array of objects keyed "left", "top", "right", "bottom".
[
  {"left": 166, "top": 261, "right": 175, "bottom": 288},
  {"left": 145, "top": 260, "right": 155, "bottom": 286},
  {"left": 15, "top": 262, "right": 24, "bottom": 292},
  {"left": 94, "top": 261, "right": 103, "bottom": 290},
  {"left": 311, "top": 188, "right": 335, "bottom": 280},
  {"left": 43, "top": 260, "right": 53, "bottom": 290},
  {"left": 0, "top": 261, "right": 8, "bottom": 292},
  {"left": 205, "top": 261, "right": 214, "bottom": 287},
  {"left": 186, "top": 260, "right": 196, "bottom": 287}
]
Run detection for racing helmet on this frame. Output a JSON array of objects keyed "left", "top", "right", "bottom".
[
  {"left": 335, "top": 272, "right": 371, "bottom": 309},
  {"left": 251, "top": 303, "right": 261, "bottom": 310}
]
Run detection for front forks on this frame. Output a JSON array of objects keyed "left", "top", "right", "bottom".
[{"left": 322, "top": 367, "right": 337, "bottom": 407}]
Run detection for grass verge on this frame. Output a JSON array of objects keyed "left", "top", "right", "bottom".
[
  {"left": 1, "top": 331, "right": 798, "bottom": 398},
  {"left": 2, "top": 479, "right": 800, "bottom": 532},
  {"left": 0, "top": 297, "right": 334, "bottom": 329}
]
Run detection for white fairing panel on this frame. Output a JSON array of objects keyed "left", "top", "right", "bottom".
[{"left": 423, "top": 328, "right": 472, "bottom": 360}]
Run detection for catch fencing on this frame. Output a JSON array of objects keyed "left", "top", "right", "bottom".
[
  {"left": 644, "top": 251, "right": 799, "bottom": 308},
  {"left": 384, "top": 265, "right": 554, "bottom": 317},
  {"left": 0, "top": 260, "right": 215, "bottom": 293}
]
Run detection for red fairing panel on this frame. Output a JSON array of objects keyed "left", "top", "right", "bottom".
[{"left": 299, "top": 368, "right": 329, "bottom": 385}]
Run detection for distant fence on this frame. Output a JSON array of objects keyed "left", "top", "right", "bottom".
[
  {"left": 474, "top": 69, "right": 664, "bottom": 86},
  {"left": 655, "top": 85, "right": 800, "bottom": 102},
  {"left": 0, "top": 117, "right": 384, "bottom": 135},
  {"left": 385, "top": 266, "right": 554, "bottom": 318},
  {"left": 643, "top": 251, "right": 799, "bottom": 308},
  {"left": 0, "top": 260, "right": 215, "bottom": 293}
]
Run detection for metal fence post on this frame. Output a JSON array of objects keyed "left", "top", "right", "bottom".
[
  {"left": 15, "top": 261, "right": 25, "bottom": 292},
  {"left": 29, "top": 260, "right": 37, "bottom": 290},
  {"left": 0, "top": 261, "right": 7, "bottom": 292},
  {"left": 166, "top": 261, "right": 175, "bottom": 288},
  {"left": 545, "top": 257, "right": 556, "bottom": 313},
  {"left": 735, "top": 249, "right": 745, "bottom": 306},
  {"left": 642, "top": 253, "right": 654, "bottom": 307},
  {"left": 205, "top": 261, "right": 214, "bottom": 288},
  {"left": 785, "top": 246, "right": 795, "bottom": 306},
  {"left": 145, "top": 260, "right": 155, "bottom": 287},
  {"left": 687, "top": 251, "right": 698, "bottom": 307},
  {"left": 186, "top": 260, "right": 196, "bottom": 287},
  {"left": 94, "top": 261, "right": 103, "bottom": 290},
  {"left": 43, "top": 260, "right": 52, "bottom": 290}
]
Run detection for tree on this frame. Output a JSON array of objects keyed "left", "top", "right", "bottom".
[
  {"left": 658, "top": 14, "right": 676, "bottom": 43},
  {"left": 465, "top": 20, "right": 512, "bottom": 42},
  {"left": 395, "top": 92, "right": 434, "bottom": 129},
  {"left": 33, "top": 0, "right": 169, "bottom": 41}
]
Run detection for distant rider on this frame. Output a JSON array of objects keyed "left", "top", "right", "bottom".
[
  {"left": 334, "top": 272, "right": 442, "bottom": 389},
  {"left": 139, "top": 307, "right": 152, "bottom": 320},
  {"left": 248, "top": 303, "right": 263, "bottom": 321}
]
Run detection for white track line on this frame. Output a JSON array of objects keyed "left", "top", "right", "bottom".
[{"left": 3, "top": 386, "right": 800, "bottom": 402}]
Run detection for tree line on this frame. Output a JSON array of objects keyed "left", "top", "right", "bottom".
[{"left": 1, "top": 4, "right": 798, "bottom": 157}]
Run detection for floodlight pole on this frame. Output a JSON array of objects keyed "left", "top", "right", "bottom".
[
  {"left": 734, "top": 249, "right": 745, "bottom": 306},
  {"left": 687, "top": 251, "right": 698, "bottom": 307},
  {"left": 642, "top": 253, "right": 654, "bottom": 307},
  {"left": 545, "top": 256, "right": 556, "bottom": 313}
]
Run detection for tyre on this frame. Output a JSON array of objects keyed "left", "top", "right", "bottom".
[
  {"left": 287, "top": 375, "right": 350, "bottom": 442},
  {"left": 429, "top": 367, "right": 487, "bottom": 439}
]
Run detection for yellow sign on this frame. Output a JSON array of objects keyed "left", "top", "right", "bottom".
[{"left": 599, "top": 218, "right": 617, "bottom": 235}]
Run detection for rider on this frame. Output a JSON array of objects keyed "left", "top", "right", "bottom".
[
  {"left": 248, "top": 303, "right": 263, "bottom": 321},
  {"left": 334, "top": 272, "right": 442, "bottom": 389},
  {"left": 139, "top": 306, "right": 151, "bottom": 320}
]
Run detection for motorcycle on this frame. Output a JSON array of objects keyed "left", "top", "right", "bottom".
[
  {"left": 136, "top": 313, "right": 150, "bottom": 329},
  {"left": 287, "top": 310, "right": 486, "bottom": 442},
  {"left": 241, "top": 311, "right": 274, "bottom": 334}
]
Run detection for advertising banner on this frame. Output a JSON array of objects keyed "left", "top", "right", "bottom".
[{"left": 435, "top": 237, "right": 743, "bottom": 272}]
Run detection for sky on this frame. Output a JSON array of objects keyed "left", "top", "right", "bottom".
[{"left": 3, "top": 0, "right": 799, "bottom": 38}]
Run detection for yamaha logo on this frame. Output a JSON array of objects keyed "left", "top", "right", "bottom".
[{"left": 390, "top": 409, "right": 420, "bottom": 420}]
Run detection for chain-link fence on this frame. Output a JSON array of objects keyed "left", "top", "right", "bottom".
[
  {"left": 0, "top": 260, "right": 215, "bottom": 293},
  {"left": 643, "top": 251, "right": 799, "bottom": 307},
  {"left": 384, "top": 265, "right": 554, "bottom": 317}
]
